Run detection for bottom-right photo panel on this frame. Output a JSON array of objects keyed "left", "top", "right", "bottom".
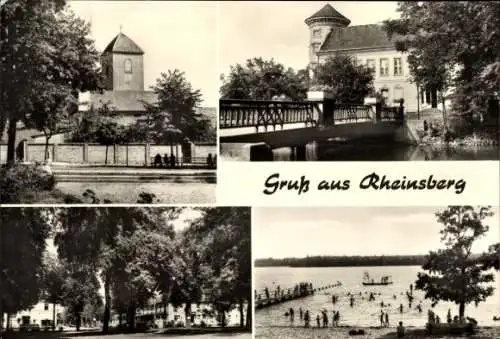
[{"left": 253, "top": 206, "right": 500, "bottom": 339}]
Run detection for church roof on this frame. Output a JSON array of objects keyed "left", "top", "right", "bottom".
[
  {"left": 305, "top": 4, "right": 351, "bottom": 26},
  {"left": 81, "top": 90, "right": 157, "bottom": 113},
  {"left": 319, "top": 24, "right": 394, "bottom": 52},
  {"left": 102, "top": 33, "right": 144, "bottom": 55}
]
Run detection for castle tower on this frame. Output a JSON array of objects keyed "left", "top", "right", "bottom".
[
  {"left": 101, "top": 32, "right": 145, "bottom": 91},
  {"left": 305, "top": 4, "right": 350, "bottom": 68}
]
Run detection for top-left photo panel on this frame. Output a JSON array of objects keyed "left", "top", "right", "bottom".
[{"left": 0, "top": 0, "right": 217, "bottom": 205}]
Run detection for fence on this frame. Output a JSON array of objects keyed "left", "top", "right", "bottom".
[{"left": 0, "top": 142, "right": 217, "bottom": 167}]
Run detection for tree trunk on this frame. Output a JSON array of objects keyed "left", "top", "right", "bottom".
[
  {"left": 459, "top": 302, "right": 465, "bottom": 319},
  {"left": 126, "top": 302, "right": 136, "bottom": 332},
  {"left": 44, "top": 133, "right": 52, "bottom": 162},
  {"left": 105, "top": 145, "right": 109, "bottom": 165},
  {"left": 184, "top": 303, "right": 191, "bottom": 328},
  {"left": 76, "top": 312, "right": 81, "bottom": 331},
  {"left": 246, "top": 299, "right": 252, "bottom": 329},
  {"left": 52, "top": 303, "right": 56, "bottom": 330},
  {"left": 6, "top": 118, "right": 17, "bottom": 164},
  {"left": 5, "top": 313, "right": 10, "bottom": 330},
  {"left": 102, "top": 275, "right": 111, "bottom": 333},
  {"left": 0, "top": 115, "right": 6, "bottom": 141},
  {"left": 220, "top": 310, "right": 226, "bottom": 328},
  {"left": 239, "top": 300, "right": 244, "bottom": 327}
]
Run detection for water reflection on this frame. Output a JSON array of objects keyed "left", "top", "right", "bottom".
[{"left": 272, "top": 141, "right": 500, "bottom": 161}]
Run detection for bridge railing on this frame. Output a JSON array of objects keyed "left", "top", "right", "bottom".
[
  {"left": 333, "top": 104, "right": 373, "bottom": 123},
  {"left": 219, "top": 99, "right": 321, "bottom": 130}
]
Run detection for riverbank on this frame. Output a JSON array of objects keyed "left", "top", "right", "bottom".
[
  {"left": 419, "top": 134, "right": 499, "bottom": 148},
  {"left": 256, "top": 325, "right": 500, "bottom": 339}
]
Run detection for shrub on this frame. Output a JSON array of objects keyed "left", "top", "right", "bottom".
[{"left": 0, "top": 164, "right": 56, "bottom": 203}]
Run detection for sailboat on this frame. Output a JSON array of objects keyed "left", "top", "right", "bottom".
[{"left": 362, "top": 272, "right": 393, "bottom": 286}]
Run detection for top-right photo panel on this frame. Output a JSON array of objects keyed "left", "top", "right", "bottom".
[{"left": 218, "top": 1, "right": 500, "bottom": 162}]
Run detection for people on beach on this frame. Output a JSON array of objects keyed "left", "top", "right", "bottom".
[
  {"left": 322, "top": 310, "right": 328, "bottom": 328},
  {"left": 316, "top": 314, "right": 321, "bottom": 327},
  {"left": 397, "top": 321, "right": 405, "bottom": 337},
  {"left": 304, "top": 310, "right": 310, "bottom": 328},
  {"left": 350, "top": 295, "right": 355, "bottom": 307},
  {"left": 380, "top": 310, "right": 385, "bottom": 327},
  {"left": 299, "top": 307, "right": 303, "bottom": 320},
  {"left": 385, "top": 312, "right": 389, "bottom": 327},
  {"left": 399, "top": 304, "right": 403, "bottom": 313},
  {"left": 289, "top": 307, "right": 294, "bottom": 322}
]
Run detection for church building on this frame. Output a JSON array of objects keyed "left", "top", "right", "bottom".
[
  {"left": 305, "top": 4, "right": 438, "bottom": 113},
  {"left": 78, "top": 32, "right": 157, "bottom": 125}
]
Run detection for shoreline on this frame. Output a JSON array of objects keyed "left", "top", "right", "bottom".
[{"left": 256, "top": 325, "right": 500, "bottom": 339}]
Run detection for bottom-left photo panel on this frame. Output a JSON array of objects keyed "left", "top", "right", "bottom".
[{"left": 0, "top": 206, "right": 252, "bottom": 339}]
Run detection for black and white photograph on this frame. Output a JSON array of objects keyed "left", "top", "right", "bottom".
[
  {"left": 253, "top": 206, "right": 500, "bottom": 338},
  {"left": 0, "top": 1, "right": 217, "bottom": 204},
  {"left": 219, "top": 2, "right": 500, "bottom": 161},
  {"left": 0, "top": 206, "right": 252, "bottom": 338}
]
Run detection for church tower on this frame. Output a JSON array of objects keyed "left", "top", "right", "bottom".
[
  {"left": 101, "top": 32, "right": 145, "bottom": 91},
  {"left": 305, "top": 4, "right": 350, "bottom": 68}
]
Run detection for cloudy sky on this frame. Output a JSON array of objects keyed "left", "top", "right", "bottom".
[
  {"left": 68, "top": 1, "right": 217, "bottom": 107},
  {"left": 253, "top": 206, "right": 500, "bottom": 259},
  {"left": 219, "top": 1, "right": 400, "bottom": 76}
]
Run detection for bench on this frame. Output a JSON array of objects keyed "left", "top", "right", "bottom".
[{"left": 150, "top": 156, "right": 217, "bottom": 169}]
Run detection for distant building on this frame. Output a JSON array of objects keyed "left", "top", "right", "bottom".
[
  {"left": 2, "top": 302, "right": 63, "bottom": 330},
  {"left": 306, "top": 3, "right": 438, "bottom": 112},
  {"left": 78, "top": 32, "right": 157, "bottom": 126}
]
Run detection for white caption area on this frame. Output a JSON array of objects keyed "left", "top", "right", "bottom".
[{"left": 217, "top": 161, "right": 500, "bottom": 206}]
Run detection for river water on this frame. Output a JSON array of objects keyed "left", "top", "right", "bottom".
[
  {"left": 255, "top": 266, "right": 500, "bottom": 328},
  {"left": 220, "top": 141, "right": 499, "bottom": 161}
]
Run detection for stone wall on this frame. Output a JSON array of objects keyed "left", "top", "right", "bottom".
[{"left": 0, "top": 142, "right": 216, "bottom": 166}]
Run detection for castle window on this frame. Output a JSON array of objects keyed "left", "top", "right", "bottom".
[
  {"left": 44, "top": 303, "right": 49, "bottom": 311},
  {"left": 124, "top": 59, "right": 132, "bottom": 74},
  {"left": 366, "top": 59, "right": 376, "bottom": 74},
  {"left": 380, "top": 58, "right": 389, "bottom": 77},
  {"left": 394, "top": 57, "right": 403, "bottom": 76},
  {"left": 313, "top": 29, "right": 321, "bottom": 39}
]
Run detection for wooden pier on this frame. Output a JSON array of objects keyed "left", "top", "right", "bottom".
[{"left": 255, "top": 281, "right": 342, "bottom": 310}]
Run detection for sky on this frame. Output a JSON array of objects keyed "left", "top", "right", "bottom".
[
  {"left": 219, "top": 1, "right": 400, "bottom": 76},
  {"left": 68, "top": 1, "right": 217, "bottom": 107},
  {"left": 253, "top": 206, "right": 500, "bottom": 259}
]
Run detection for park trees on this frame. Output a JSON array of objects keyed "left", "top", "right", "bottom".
[
  {"left": 416, "top": 206, "right": 499, "bottom": 318},
  {"left": 0, "top": 208, "right": 52, "bottom": 329},
  {"left": 383, "top": 2, "right": 500, "bottom": 135},
  {"left": 0, "top": 1, "right": 101, "bottom": 163},
  {"left": 313, "top": 54, "right": 374, "bottom": 104},
  {"left": 186, "top": 207, "right": 252, "bottom": 328},
  {"left": 220, "top": 57, "right": 308, "bottom": 101}
]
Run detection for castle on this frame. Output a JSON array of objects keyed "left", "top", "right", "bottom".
[{"left": 305, "top": 3, "right": 438, "bottom": 112}]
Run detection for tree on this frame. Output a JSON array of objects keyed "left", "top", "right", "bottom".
[
  {"left": 41, "top": 254, "right": 67, "bottom": 330},
  {"left": 220, "top": 57, "right": 308, "bottom": 101},
  {"left": 416, "top": 206, "right": 499, "bottom": 318},
  {"left": 95, "top": 120, "right": 124, "bottom": 166},
  {"left": 0, "top": 208, "right": 52, "bottom": 329},
  {"left": 186, "top": 207, "right": 252, "bottom": 328},
  {"left": 0, "top": 1, "right": 101, "bottom": 163},
  {"left": 383, "top": 2, "right": 500, "bottom": 134},
  {"left": 313, "top": 54, "right": 374, "bottom": 104}
]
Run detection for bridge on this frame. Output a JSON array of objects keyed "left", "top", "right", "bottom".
[{"left": 219, "top": 99, "right": 409, "bottom": 158}]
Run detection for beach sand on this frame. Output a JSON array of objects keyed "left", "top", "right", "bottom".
[{"left": 255, "top": 326, "right": 500, "bottom": 338}]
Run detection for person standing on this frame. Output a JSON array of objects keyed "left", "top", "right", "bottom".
[
  {"left": 289, "top": 307, "right": 294, "bottom": 322},
  {"left": 385, "top": 312, "right": 389, "bottom": 327},
  {"left": 380, "top": 310, "right": 385, "bottom": 327},
  {"left": 316, "top": 314, "right": 321, "bottom": 328},
  {"left": 299, "top": 307, "right": 303, "bottom": 320},
  {"left": 304, "top": 310, "right": 310, "bottom": 328}
]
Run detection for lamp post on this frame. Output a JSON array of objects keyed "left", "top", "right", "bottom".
[{"left": 416, "top": 65, "right": 424, "bottom": 120}]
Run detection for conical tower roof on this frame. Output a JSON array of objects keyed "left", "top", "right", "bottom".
[
  {"left": 102, "top": 32, "right": 144, "bottom": 55},
  {"left": 305, "top": 4, "right": 351, "bottom": 27}
]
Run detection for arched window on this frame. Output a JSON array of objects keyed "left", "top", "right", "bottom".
[{"left": 124, "top": 59, "right": 132, "bottom": 73}]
